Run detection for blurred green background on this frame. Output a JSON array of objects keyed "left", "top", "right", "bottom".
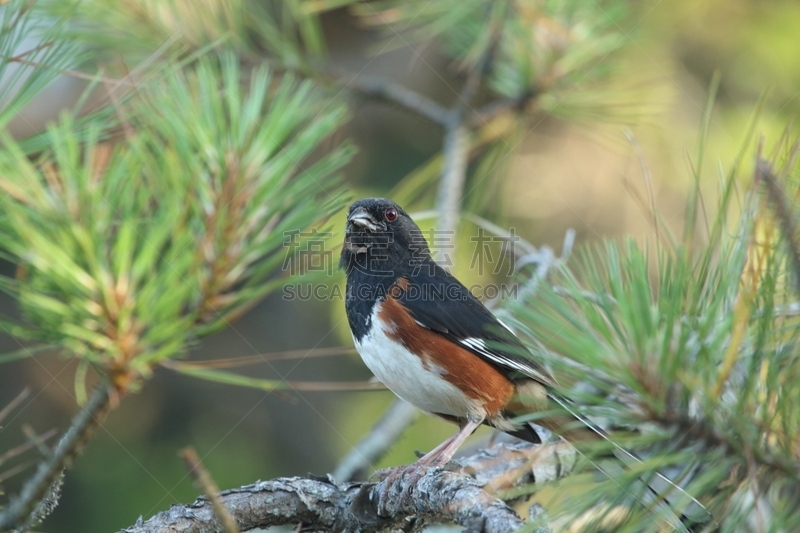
[{"left": 0, "top": 1, "right": 798, "bottom": 531}]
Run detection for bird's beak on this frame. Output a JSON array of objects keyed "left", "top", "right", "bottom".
[{"left": 347, "top": 206, "right": 378, "bottom": 231}]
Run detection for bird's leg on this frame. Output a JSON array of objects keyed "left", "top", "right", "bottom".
[
  {"left": 371, "top": 438, "right": 453, "bottom": 483},
  {"left": 373, "top": 416, "right": 484, "bottom": 515},
  {"left": 412, "top": 432, "right": 460, "bottom": 466},
  {"left": 374, "top": 415, "right": 482, "bottom": 479},
  {"left": 426, "top": 416, "right": 483, "bottom": 467}
]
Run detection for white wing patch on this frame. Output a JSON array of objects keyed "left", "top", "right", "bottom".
[
  {"left": 458, "top": 337, "right": 556, "bottom": 387},
  {"left": 496, "top": 318, "right": 515, "bottom": 334}
]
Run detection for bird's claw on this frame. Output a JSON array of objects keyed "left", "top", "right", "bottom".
[
  {"left": 369, "top": 465, "right": 403, "bottom": 482},
  {"left": 371, "top": 463, "right": 430, "bottom": 516}
]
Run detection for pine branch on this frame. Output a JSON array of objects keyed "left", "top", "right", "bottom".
[
  {"left": 437, "top": 113, "right": 471, "bottom": 239},
  {"left": 341, "top": 72, "right": 451, "bottom": 126},
  {"left": 120, "top": 441, "right": 574, "bottom": 533},
  {"left": 469, "top": 91, "right": 539, "bottom": 128},
  {"left": 437, "top": 14, "right": 502, "bottom": 243},
  {"left": 0, "top": 383, "right": 112, "bottom": 531}
]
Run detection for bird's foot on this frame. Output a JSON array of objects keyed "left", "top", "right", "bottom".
[
  {"left": 370, "top": 464, "right": 404, "bottom": 483},
  {"left": 370, "top": 462, "right": 430, "bottom": 516}
]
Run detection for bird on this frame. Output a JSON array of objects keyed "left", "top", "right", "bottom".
[{"left": 339, "top": 197, "right": 708, "bottom": 527}]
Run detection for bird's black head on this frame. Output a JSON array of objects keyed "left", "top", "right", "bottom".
[{"left": 339, "top": 198, "right": 430, "bottom": 277}]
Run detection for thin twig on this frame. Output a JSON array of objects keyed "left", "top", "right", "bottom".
[
  {"left": 180, "top": 447, "right": 240, "bottom": 533},
  {"left": 82, "top": 30, "right": 183, "bottom": 116},
  {"left": 331, "top": 400, "right": 419, "bottom": 483},
  {"left": 0, "top": 460, "right": 37, "bottom": 485},
  {"left": 0, "top": 388, "right": 30, "bottom": 425},
  {"left": 340, "top": 72, "right": 450, "bottom": 126},
  {"left": 5, "top": 41, "right": 54, "bottom": 64},
  {"left": 7, "top": 57, "right": 137, "bottom": 86},
  {"left": 162, "top": 360, "right": 386, "bottom": 392},
  {"left": 0, "top": 383, "right": 112, "bottom": 531},
  {"left": 462, "top": 212, "right": 540, "bottom": 256},
  {"left": 0, "top": 428, "right": 57, "bottom": 466},
  {"left": 469, "top": 91, "right": 538, "bottom": 128},
  {"left": 162, "top": 346, "right": 357, "bottom": 369}
]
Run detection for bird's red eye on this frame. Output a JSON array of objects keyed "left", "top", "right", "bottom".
[{"left": 385, "top": 207, "right": 398, "bottom": 222}]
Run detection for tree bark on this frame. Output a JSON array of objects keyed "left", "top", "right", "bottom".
[{"left": 120, "top": 440, "right": 575, "bottom": 533}]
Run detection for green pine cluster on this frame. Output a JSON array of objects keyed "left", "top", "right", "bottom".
[
  {"left": 504, "top": 115, "right": 800, "bottom": 530},
  {"left": 0, "top": 2, "right": 352, "bottom": 398}
]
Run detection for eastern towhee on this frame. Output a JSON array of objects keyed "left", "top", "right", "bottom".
[
  {"left": 340, "top": 198, "right": 707, "bottom": 527},
  {"left": 340, "top": 197, "right": 585, "bottom": 463}
]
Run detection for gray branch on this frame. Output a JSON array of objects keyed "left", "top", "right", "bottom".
[
  {"left": 0, "top": 383, "right": 112, "bottom": 532},
  {"left": 437, "top": 113, "right": 470, "bottom": 240},
  {"left": 120, "top": 440, "right": 575, "bottom": 533},
  {"left": 469, "top": 92, "right": 539, "bottom": 128},
  {"left": 342, "top": 73, "right": 451, "bottom": 126},
  {"left": 332, "top": 399, "right": 419, "bottom": 483}
]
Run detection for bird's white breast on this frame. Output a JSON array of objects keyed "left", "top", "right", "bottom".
[{"left": 353, "top": 303, "right": 483, "bottom": 419}]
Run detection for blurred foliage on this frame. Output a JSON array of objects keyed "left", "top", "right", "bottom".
[
  {"left": 311, "top": 0, "right": 648, "bottom": 228},
  {"left": 0, "top": 46, "right": 351, "bottom": 398},
  {"left": 41, "top": 0, "right": 328, "bottom": 71},
  {"left": 503, "top": 115, "right": 800, "bottom": 529},
  {"left": 41, "top": 0, "right": 251, "bottom": 63},
  {"left": 1, "top": 0, "right": 799, "bottom": 531},
  {"left": 321, "top": 0, "right": 627, "bottom": 98},
  {"left": 0, "top": 5, "right": 81, "bottom": 129}
]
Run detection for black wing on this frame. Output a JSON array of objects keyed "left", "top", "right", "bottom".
[{"left": 397, "top": 262, "right": 556, "bottom": 388}]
